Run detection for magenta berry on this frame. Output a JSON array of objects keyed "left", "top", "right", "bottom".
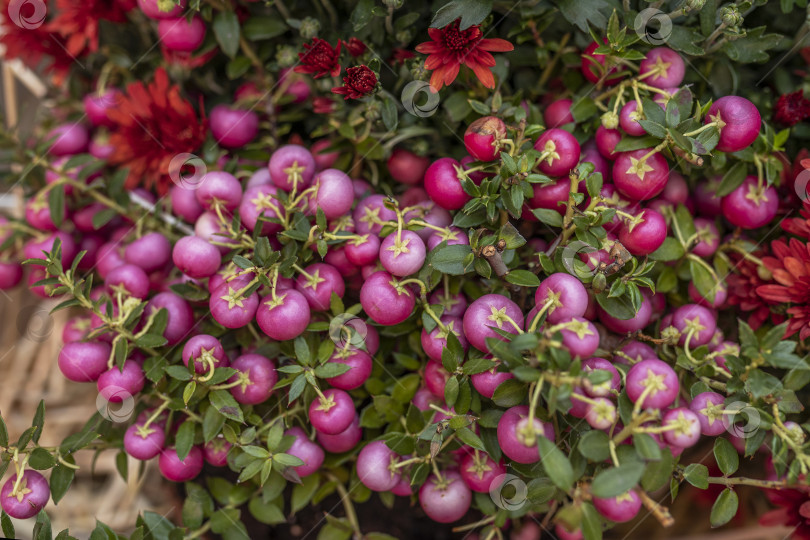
[
  {"left": 105, "top": 263, "right": 150, "bottom": 299},
  {"left": 459, "top": 452, "right": 506, "bottom": 493},
  {"left": 172, "top": 236, "right": 221, "bottom": 279},
  {"left": 593, "top": 491, "right": 642, "bottom": 523},
  {"left": 612, "top": 149, "right": 669, "bottom": 201},
  {"left": 357, "top": 440, "right": 402, "bottom": 491},
  {"left": 582, "top": 357, "right": 621, "bottom": 397},
  {"left": 544, "top": 99, "right": 574, "bottom": 128},
  {"left": 195, "top": 171, "right": 242, "bottom": 212},
  {"left": 353, "top": 194, "right": 397, "bottom": 236},
  {"left": 596, "top": 126, "right": 621, "bottom": 160},
  {"left": 210, "top": 280, "right": 259, "bottom": 329},
  {"left": 626, "top": 359, "right": 679, "bottom": 410},
  {"left": 619, "top": 208, "right": 667, "bottom": 256},
  {"left": 210, "top": 105, "right": 259, "bottom": 148},
  {"left": 344, "top": 234, "right": 380, "bottom": 266},
  {"left": 597, "top": 293, "right": 652, "bottom": 334},
  {"left": 124, "top": 422, "right": 166, "bottom": 460},
  {"left": 58, "top": 341, "right": 111, "bottom": 382},
  {"left": 419, "top": 469, "right": 471, "bottom": 523},
  {"left": 125, "top": 232, "right": 171, "bottom": 273},
  {"left": 360, "top": 271, "right": 415, "bottom": 326},
  {"left": 325, "top": 349, "right": 372, "bottom": 391},
  {"left": 662, "top": 407, "right": 702, "bottom": 448},
  {"left": 692, "top": 218, "right": 720, "bottom": 257},
  {"left": 97, "top": 361, "right": 145, "bottom": 401},
  {"left": 158, "top": 16, "right": 206, "bottom": 52},
  {"left": 671, "top": 303, "right": 717, "bottom": 347},
  {"left": 228, "top": 354, "right": 277, "bottom": 405},
  {"left": 463, "top": 293, "right": 524, "bottom": 352},
  {"left": 256, "top": 289, "right": 311, "bottom": 341},
  {"left": 240, "top": 185, "right": 284, "bottom": 235},
  {"left": 317, "top": 414, "right": 362, "bottom": 453},
  {"left": 182, "top": 334, "right": 228, "bottom": 374},
  {"left": 84, "top": 88, "right": 121, "bottom": 127},
  {"left": 535, "top": 273, "right": 589, "bottom": 324},
  {"left": 159, "top": 446, "right": 204, "bottom": 482},
  {"left": 47, "top": 122, "right": 89, "bottom": 156},
  {"left": 424, "top": 157, "right": 471, "bottom": 210},
  {"left": 581, "top": 41, "right": 622, "bottom": 85},
  {"left": 496, "top": 405, "right": 555, "bottom": 464},
  {"left": 379, "top": 230, "right": 426, "bottom": 277},
  {"left": 688, "top": 281, "right": 727, "bottom": 308},
  {"left": 471, "top": 361, "right": 514, "bottom": 399},
  {"left": 284, "top": 427, "right": 324, "bottom": 477},
  {"left": 146, "top": 292, "right": 194, "bottom": 345},
  {"left": 721, "top": 176, "right": 778, "bottom": 229},
  {"left": 309, "top": 388, "right": 354, "bottom": 435},
  {"left": 523, "top": 178, "right": 570, "bottom": 218},
  {"left": 138, "top": 0, "right": 186, "bottom": 19},
  {"left": 424, "top": 360, "right": 450, "bottom": 397},
  {"left": 0, "top": 470, "right": 50, "bottom": 519},
  {"left": 421, "top": 315, "right": 467, "bottom": 363},
  {"left": 464, "top": 116, "right": 506, "bottom": 162},
  {"left": 706, "top": 96, "right": 761, "bottom": 153},
  {"left": 689, "top": 392, "right": 727, "bottom": 436},
  {"left": 295, "top": 263, "right": 345, "bottom": 311},
  {"left": 534, "top": 128, "right": 580, "bottom": 177},
  {"left": 388, "top": 148, "right": 430, "bottom": 185},
  {"left": 309, "top": 168, "right": 355, "bottom": 220},
  {"left": 557, "top": 316, "right": 599, "bottom": 358},
  {"left": 268, "top": 145, "right": 316, "bottom": 192},
  {"left": 619, "top": 101, "right": 646, "bottom": 136},
  {"left": 585, "top": 397, "right": 617, "bottom": 430},
  {"left": 639, "top": 48, "right": 685, "bottom": 87},
  {"left": 203, "top": 438, "right": 231, "bottom": 467}
]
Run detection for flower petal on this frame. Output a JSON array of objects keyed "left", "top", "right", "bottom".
[{"left": 478, "top": 38, "right": 514, "bottom": 52}]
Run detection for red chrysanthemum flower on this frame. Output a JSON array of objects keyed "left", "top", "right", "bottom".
[
  {"left": 312, "top": 96, "right": 336, "bottom": 114},
  {"left": 106, "top": 68, "right": 207, "bottom": 195},
  {"left": 758, "top": 238, "right": 810, "bottom": 339},
  {"left": 774, "top": 90, "right": 810, "bottom": 127},
  {"left": 391, "top": 48, "right": 415, "bottom": 65},
  {"left": 331, "top": 65, "right": 378, "bottom": 100},
  {"left": 0, "top": 1, "right": 75, "bottom": 85},
  {"left": 414, "top": 19, "right": 514, "bottom": 92},
  {"left": 726, "top": 250, "right": 781, "bottom": 330},
  {"left": 47, "top": 0, "right": 134, "bottom": 57},
  {"left": 760, "top": 485, "right": 810, "bottom": 540},
  {"left": 294, "top": 38, "right": 341, "bottom": 79},
  {"left": 783, "top": 200, "right": 810, "bottom": 240},
  {"left": 343, "top": 37, "right": 366, "bottom": 57}
]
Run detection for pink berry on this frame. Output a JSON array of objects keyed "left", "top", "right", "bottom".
[
  {"left": 125, "top": 232, "right": 171, "bottom": 273},
  {"left": 357, "top": 440, "right": 401, "bottom": 491},
  {"left": 138, "top": 0, "right": 186, "bottom": 19},
  {"left": 464, "top": 116, "right": 506, "bottom": 162},
  {"left": 535, "top": 273, "right": 588, "bottom": 324},
  {"left": 210, "top": 105, "right": 259, "bottom": 148},
  {"left": 496, "top": 405, "right": 555, "bottom": 464},
  {"left": 463, "top": 294, "right": 524, "bottom": 352},
  {"left": 419, "top": 469, "right": 471, "bottom": 523},
  {"left": 424, "top": 157, "right": 471, "bottom": 210},
  {"left": 388, "top": 148, "right": 430, "bottom": 185},
  {"left": 661, "top": 407, "right": 701, "bottom": 448},
  {"left": 721, "top": 176, "right": 778, "bottom": 229},
  {"left": 670, "top": 304, "right": 717, "bottom": 347},
  {"left": 97, "top": 361, "right": 145, "bottom": 401},
  {"left": 146, "top": 292, "right": 194, "bottom": 346},
  {"left": 596, "top": 293, "right": 652, "bottom": 334},
  {"left": 309, "top": 169, "right": 355, "bottom": 220},
  {"left": 596, "top": 126, "right": 621, "bottom": 160},
  {"left": 268, "top": 145, "right": 316, "bottom": 191},
  {"left": 459, "top": 452, "right": 506, "bottom": 493},
  {"left": 619, "top": 208, "right": 667, "bottom": 256},
  {"left": 557, "top": 316, "right": 600, "bottom": 358},
  {"left": 470, "top": 361, "right": 513, "bottom": 399},
  {"left": 105, "top": 263, "right": 150, "bottom": 299},
  {"left": 544, "top": 99, "right": 574, "bottom": 128},
  {"left": 581, "top": 41, "right": 622, "bottom": 85},
  {"left": 196, "top": 171, "right": 242, "bottom": 211},
  {"left": 593, "top": 490, "right": 642, "bottom": 523},
  {"left": 312, "top": 139, "right": 339, "bottom": 170},
  {"left": 689, "top": 391, "right": 727, "bottom": 436},
  {"left": 256, "top": 289, "right": 311, "bottom": 341},
  {"left": 626, "top": 359, "right": 679, "bottom": 410},
  {"left": 706, "top": 96, "right": 761, "bottom": 153},
  {"left": 344, "top": 234, "right": 381, "bottom": 266},
  {"left": 619, "top": 101, "right": 646, "bottom": 136},
  {"left": 421, "top": 315, "right": 468, "bottom": 363},
  {"left": 172, "top": 236, "right": 221, "bottom": 279},
  {"left": 0, "top": 470, "right": 50, "bottom": 519},
  {"left": 58, "top": 341, "right": 110, "bottom": 382},
  {"left": 294, "top": 263, "right": 345, "bottom": 311},
  {"left": 534, "top": 129, "right": 580, "bottom": 177},
  {"left": 159, "top": 446, "right": 204, "bottom": 482},
  {"left": 354, "top": 194, "right": 397, "bottom": 235},
  {"left": 210, "top": 280, "right": 259, "bottom": 328},
  {"left": 285, "top": 427, "right": 324, "bottom": 477},
  {"left": 639, "top": 48, "right": 685, "bottom": 88},
  {"left": 612, "top": 149, "right": 669, "bottom": 201},
  {"left": 360, "top": 271, "right": 415, "bottom": 326},
  {"left": 47, "top": 123, "right": 89, "bottom": 156},
  {"left": 309, "top": 388, "right": 354, "bottom": 435},
  {"left": 424, "top": 360, "right": 450, "bottom": 398},
  {"left": 317, "top": 414, "right": 362, "bottom": 453},
  {"left": 522, "top": 178, "right": 570, "bottom": 218},
  {"left": 379, "top": 230, "right": 426, "bottom": 277},
  {"left": 228, "top": 354, "right": 277, "bottom": 405},
  {"left": 585, "top": 397, "right": 617, "bottom": 430},
  {"left": 172, "top": 183, "right": 204, "bottom": 222},
  {"left": 182, "top": 334, "right": 228, "bottom": 374},
  {"left": 158, "top": 16, "right": 206, "bottom": 52},
  {"left": 124, "top": 423, "right": 166, "bottom": 460},
  {"left": 84, "top": 89, "right": 121, "bottom": 127},
  {"left": 325, "top": 349, "right": 373, "bottom": 391}
]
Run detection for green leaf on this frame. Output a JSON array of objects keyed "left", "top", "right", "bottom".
[
  {"left": 213, "top": 11, "right": 240, "bottom": 58},
  {"left": 49, "top": 463, "right": 75, "bottom": 504},
  {"left": 242, "top": 17, "right": 287, "bottom": 40},
  {"left": 175, "top": 421, "right": 196, "bottom": 461},
  {"left": 32, "top": 399, "right": 45, "bottom": 444},
  {"left": 649, "top": 237, "right": 684, "bottom": 261},
  {"left": 713, "top": 438, "right": 739, "bottom": 476},
  {"left": 578, "top": 430, "right": 610, "bottom": 462},
  {"left": 581, "top": 502, "right": 603, "bottom": 540},
  {"left": 429, "top": 244, "right": 474, "bottom": 275},
  {"left": 722, "top": 26, "right": 783, "bottom": 63},
  {"left": 590, "top": 462, "right": 645, "bottom": 499},
  {"left": 614, "top": 135, "right": 659, "bottom": 152},
  {"left": 1, "top": 511, "right": 15, "bottom": 539},
  {"left": 210, "top": 390, "right": 245, "bottom": 423},
  {"left": 537, "top": 437, "right": 574, "bottom": 491},
  {"left": 666, "top": 25, "right": 705, "bottom": 55},
  {"left": 28, "top": 447, "right": 56, "bottom": 470},
  {"left": 381, "top": 96, "right": 398, "bottom": 132},
  {"left": 249, "top": 497, "right": 285, "bottom": 525},
  {"left": 292, "top": 474, "right": 320, "bottom": 514},
  {"left": 431, "top": 0, "right": 493, "bottom": 30},
  {"left": 716, "top": 161, "right": 747, "bottom": 196},
  {"left": 531, "top": 208, "right": 563, "bottom": 227},
  {"left": 491, "top": 379, "right": 527, "bottom": 407},
  {"left": 135, "top": 333, "right": 168, "bottom": 348},
  {"left": 683, "top": 463, "right": 709, "bottom": 489},
  {"left": 505, "top": 270, "right": 540, "bottom": 287},
  {"left": 710, "top": 488, "right": 739, "bottom": 527},
  {"left": 48, "top": 187, "right": 65, "bottom": 228},
  {"left": 456, "top": 427, "right": 486, "bottom": 451},
  {"left": 554, "top": 0, "right": 611, "bottom": 32}
]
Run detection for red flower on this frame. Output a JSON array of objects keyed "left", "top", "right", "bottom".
[
  {"left": 774, "top": 90, "right": 810, "bottom": 127},
  {"left": 726, "top": 250, "right": 781, "bottom": 330},
  {"left": 47, "top": 0, "right": 134, "bottom": 57},
  {"left": 312, "top": 96, "right": 336, "bottom": 114},
  {"left": 294, "top": 38, "right": 341, "bottom": 79},
  {"left": 391, "top": 48, "right": 415, "bottom": 65},
  {"left": 343, "top": 37, "right": 366, "bottom": 57},
  {"left": 106, "top": 68, "right": 207, "bottom": 195},
  {"left": 758, "top": 238, "right": 810, "bottom": 339},
  {"left": 760, "top": 485, "right": 810, "bottom": 540},
  {"left": 414, "top": 19, "right": 513, "bottom": 92},
  {"left": 0, "top": 1, "right": 75, "bottom": 85},
  {"left": 331, "top": 65, "right": 378, "bottom": 100},
  {"left": 161, "top": 45, "right": 219, "bottom": 69}
]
